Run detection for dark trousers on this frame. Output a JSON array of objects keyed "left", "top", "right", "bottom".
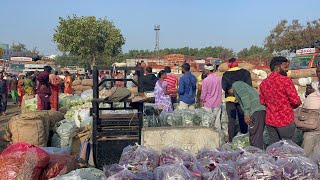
[
  {"left": 266, "top": 122, "right": 296, "bottom": 145},
  {"left": 171, "top": 96, "right": 177, "bottom": 109},
  {"left": 0, "top": 93, "right": 7, "bottom": 113},
  {"left": 39, "top": 94, "right": 51, "bottom": 110},
  {"left": 249, "top": 110, "right": 266, "bottom": 149},
  {"left": 226, "top": 102, "right": 248, "bottom": 142}
]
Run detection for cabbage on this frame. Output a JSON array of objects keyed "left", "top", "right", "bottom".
[{"left": 25, "top": 97, "right": 37, "bottom": 111}]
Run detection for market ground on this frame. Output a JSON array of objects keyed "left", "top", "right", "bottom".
[{"left": 0, "top": 101, "right": 20, "bottom": 152}]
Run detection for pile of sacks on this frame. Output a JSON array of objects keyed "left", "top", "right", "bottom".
[
  {"left": 72, "top": 79, "right": 93, "bottom": 95},
  {"left": 289, "top": 69, "right": 318, "bottom": 92},
  {"left": 217, "top": 62, "right": 269, "bottom": 89},
  {"left": 101, "top": 140, "right": 319, "bottom": 180}
]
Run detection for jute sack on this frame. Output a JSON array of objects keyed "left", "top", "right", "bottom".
[
  {"left": 81, "top": 79, "right": 93, "bottom": 86},
  {"left": 73, "top": 85, "right": 83, "bottom": 91},
  {"left": 250, "top": 72, "right": 259, "bottom": 81},
  {"left": 291, "top": 79, "right": 300, "bottom": 86},
  {"left": 74, "top": 90, "right": 82, "bottom": 95},
  {"left": 6, "top": 114, "right": 50, "bottom": 147},
  {"left": 289, "top": 69, "right": 317, "bottom": 79},
  {"left": 73, "top": 80, "right": 82, "bottom": 86},
  {"left": 215, "top": 71, "right": 224, "bottom": 77},
  {"left": 81, "top": 86, "right": 92, "bottom": 91},
  {"left": 218, "top": 63, "right": 228, "bottom": 72},
  {"left": 46, "top": 110, "right": 65, "bottom": 131}
]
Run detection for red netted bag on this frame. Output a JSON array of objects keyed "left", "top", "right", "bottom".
[
  {"left": 0, "top": 142, "right": 50, "bottom": 180},
  {"left": 40, "top": 154, "right": 77, "bottom": 179}
]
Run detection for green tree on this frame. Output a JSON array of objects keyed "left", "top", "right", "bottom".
[
  {"left": 10, "top": 42, "right": 27, "bottom": 52},
  {"left": 237, "top": 45, "right": 273, "bottom": 58},
  {"left": 53, "top": 15, "right": 125, "bottom": 69},
  {"left": 265, "top": 18, "right": 320, "bottom": 53}
]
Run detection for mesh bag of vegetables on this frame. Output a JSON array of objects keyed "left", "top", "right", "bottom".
[
  {"left": 118, "top": 144, "right": 159, "bottom": 171},
  {"left": 174, "top": 110, "right": 201, "bottom": 126},
  {"left": 202, "top": 161, "right": 239, "bottom": 180},
  {"left": 236, "top": 153, "right": 281, "bottom": 179},
  {"left": 231, "top": 133, "right": 250, "bottom": 150},
  {"left": 276, "top": 156, "right": 318, "bottom": 179},
  {"left": 154, "top": 163, "right": 197, "bottom": 180},
  {"left": 102, "top": 164, "right": 153, "bottom": 180},
  {"left": 266, "top": 140, "right": 304, "bottom": 158},
  {"left": 160, "top": 145, "right": 196, "bottom": 169},
  {"left": 196, "top": 148, "right": 242, "bottom": 163},
  {"left": 159, "top": 112, "right": 183, "bottom": 127},
  {"left": 194, "top": 108, "right": 214, "bottom": 127}
]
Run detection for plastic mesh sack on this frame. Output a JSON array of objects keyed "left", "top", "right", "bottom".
[
  {"left": 81, "top": 89, "right": 93, "bottom": 102},
  {"left": 40, "top": 154, "right": 77, "bottom": 179},
  {"left": 102, "top": 164, "right": 153, "bottom": 180},
  {"left": 276, "top": 156, "right": 318, "bottom": 179},
  {"left": 73, "top": 109, "right": 92, "bottom": 128},
  {"left": 202, "top": 161, "right": 239, "bottom": 180},
  {"left": 196, "top": 148, "right": 242, "bottom": 163},
  {"left": 40, "top": 147, "right": 71, "bottom": 154},
  {"left": 51, "top": 168, "right": 104, "bottom": 180},
  {"left": 60, "top": 95, "right": 83, "bottom": 109},
  {"left": 160, "top": 145, "right": 197, "bottom": 168},
  {"left": 176, "top": 110, "right": 202, "bottom": 126},
  {"left": 266, "top": 140, "right": 304, "bottom": 158},
  {"left": 194, "top": 108, "right": 215, "bottom": 127},
  {"left": 154, "top": 163, "right": 197, "bottom": 180},
  {"left": 159, "top": 112, "right": 183, "bottom": 126},
  {"left": 236, "top": 153, "right": 281, "bottom": 179},
  {"left": 118, "top": 144, "right": 159, "bottom": 171},
  {"left": 0, "top": 142, "right": 50, "bottom": 180},
  {"left": 51, "top": 120, "right": 78, "bottom": 148},
  {"left": 309, "top": 141, "right": 320, "bottom": 167},
  {"left": 231, "top": 133, "right": 250, "bottom": 150}
]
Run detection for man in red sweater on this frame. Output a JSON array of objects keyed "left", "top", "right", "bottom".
[{"left": 259, "top": 56, "right": 301, "bottom": 144}]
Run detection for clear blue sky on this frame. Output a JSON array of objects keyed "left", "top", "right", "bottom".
[{"left": 1, "top": 0, "right": 319, "bottom": 55}]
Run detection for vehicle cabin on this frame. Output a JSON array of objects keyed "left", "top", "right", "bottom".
[{"left": 290, "top": 48, "right": 320, "bottom": 70}]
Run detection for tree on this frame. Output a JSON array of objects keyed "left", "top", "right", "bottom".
[
  {"left": 53, "top": 15, "right": 125, "bottom": 69},
  {"left": 237, "top": 45, "right": 273, "bottom": 58},
  {"left": 10, "top": 42, "right": 40, "bottom": 58},
  {"left": 265, "top": 18, "right": 320, "bottom": 53},
  {"left": 10, "top": 42, "right": 27, "bottom": 52}
]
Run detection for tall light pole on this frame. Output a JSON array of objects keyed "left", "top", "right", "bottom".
[{"left": 154, "top": 25, "right": 160, "bottom": 64}]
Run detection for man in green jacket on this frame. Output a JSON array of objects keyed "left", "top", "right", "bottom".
[{"left": 228, "top": 81, "right": 266, "bottom": 149}]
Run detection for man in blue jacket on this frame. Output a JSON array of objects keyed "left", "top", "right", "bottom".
[{"left": 178, "top": 63, "right": 197, "bottom": 109}]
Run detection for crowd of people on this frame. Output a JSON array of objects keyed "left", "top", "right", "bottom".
[
  {"left": 136, "top": 57, "right": 320, "bottom": 151},
  {"left": 0, "top": 66, "right": 83, "bottom": 114}
]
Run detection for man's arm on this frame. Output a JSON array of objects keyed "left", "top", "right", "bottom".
[
  {"left": 178, "top": 77, "right": 185, "bottom": 95},
  {"left": 285, "top": 78, "right": 302, "bottom": 108},
  {"left": 200, "top": 80, "right": 207, "bottom": 102},
  {"left": 234, "top": 85, "right": 250, "bottom": 115}
]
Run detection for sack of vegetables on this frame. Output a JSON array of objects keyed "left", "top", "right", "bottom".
[
  {"left": 159, "top": 145, "right": 196, "bottom": 169},
  {"left": 119, "top": 144, "right": 159, "bottom": 171},
  {"left": 102, "top": 164, "right": 153, "bottom": 180}
]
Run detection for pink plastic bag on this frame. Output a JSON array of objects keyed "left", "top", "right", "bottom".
[
  {"left": 266, "top": 140, "right": 304, "bottom": 158},
  {"left": 102, "top": 164, "right": 153, "bottom": 180},
  {"left": 202, "top": 161, "right": 239, "bottom": 180},
  {"left": 160, "top": 145, "right": 196, "bottom": 169},
  {"left": 0, "top": 142, "right": 50, "bottom": 180}
]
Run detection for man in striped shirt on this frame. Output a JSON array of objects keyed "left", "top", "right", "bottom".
[
  {"left": 229, "top": 81, "right": 266, "bottom": 149},
  {"left": 164, "top": 66, "right": 179, "bottom": 106}
]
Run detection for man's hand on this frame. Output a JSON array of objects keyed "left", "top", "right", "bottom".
[{"left": 244, "top": 115, "right": 251, "bottom": 125}]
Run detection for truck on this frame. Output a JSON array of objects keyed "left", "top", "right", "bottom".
[
  {"left": 61, "top": 66, "right": 85, "bottom": 74},
  {"left": 290, "top": 48, "right": 320, "bottom": 70}
]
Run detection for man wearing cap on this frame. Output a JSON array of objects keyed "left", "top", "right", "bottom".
[
  {"left": 222, "top": 58, "right": 252, "bottom": 142},
  {"left": 201, "top": 64, "right": 222, "bottom": 130}
]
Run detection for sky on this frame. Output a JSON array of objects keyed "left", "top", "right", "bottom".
[{"left": 0, "top": 0, "right": 319, "bottom": 55}]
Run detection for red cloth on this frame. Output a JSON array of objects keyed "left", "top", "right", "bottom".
[
  {"left": 17, "top": 79, "right": 24, "bottom": 106},
  {"left": 228, "top": 59, "right": 239, "bottom": 68},
  {"left": 49, "top": 74, "right": 59, "bottom": 111},
  {"left": 164, "top": 74, "right": 179, "bottom": 97},
  {"left": 37, "top": 95, "right": 41, "bottom": 110},
  {"left": 259, "top": 72, "right": 301, "bottom": 127}
]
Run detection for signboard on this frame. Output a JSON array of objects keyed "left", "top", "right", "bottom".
[
  {"left": 2, "top": 49, "right": 12, "bottom": 60},
  {"left": 10, "top": 57, "right": 33, "bottom": 62},
  {"left": 296, "top": 48, "right": 316, "bottom": 55},
  {"left": 0, "top": 48, "right": 2, "bottom": 59}
]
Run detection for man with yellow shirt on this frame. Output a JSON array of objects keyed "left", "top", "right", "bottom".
[{"left": 222, "top": 58, "right": 252, "bottom": 142}]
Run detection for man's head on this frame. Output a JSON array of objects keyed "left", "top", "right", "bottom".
[
  {"left": 0, "top": 72, "right": 3, "bottom": 79},
  {"left": 64, "top": 71, "right": 70, "bottom": 76},
  {"left": 316, "top": 66, "right": 320, "bottom": 80},
  {"left": 228, "top": 58, "right": 238, "bottom": 68},
  {"left": 34, "top": 70, "right": 39, "bottom": 76},
  {"left": 54, "top": 71, "right": 59, "bottom": 76},
  {"left": 164, "top": 66, "right": 171, "bottom": 73},
  {"left": 44, "top": 66, "right": 52, "bottom": 73},
  {"left": 146, "top": 66, "right": 153, "bottom": 74},
  {"left": 270, "top": 56, "right": 289, "bottom": 76},
  {"left": 228, "top": 88, "right": 235, "bottom": 96},
  {"left": 181, "top": 63, "right": 190, "bottom": 74},
  {"left": 204, "top": 64, "right": 214, "bottom": 75}
]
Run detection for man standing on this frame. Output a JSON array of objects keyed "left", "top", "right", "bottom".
[
  {"left": 201, "top": 64, "right": 222, "bottom": 130},
  {"left": 178, "top": 63, "right": 197, "bottom": 109},
  {"left": 229, "top": 81, "right": 266, "bottom": 149},
  {"left": 164, "top": 66, "right": 179, "bottom": 105},
  {"left": 222, "top": 58, "right": 252, "bottom": 142},
  {"left": 0, "top": 72, "right": 7, "bottom": 116},
  {"left": 37, "top": 66, "right": 52, "bottom": 110},
  {"left": 141, "top": 66, "right": 157, "bottom": 92},
  {"left": 260, "top": 56, "right": 301, "bottom": 144}
]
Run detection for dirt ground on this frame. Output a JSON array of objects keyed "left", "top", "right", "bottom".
[{"left": 0, "top": 101, "right": 20, "bottom": 152}]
